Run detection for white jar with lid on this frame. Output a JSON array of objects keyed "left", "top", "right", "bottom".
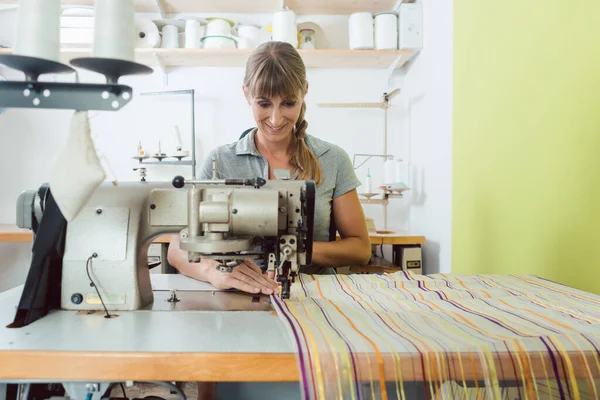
[
  {"left": 374, "top": 11, "right": 398, "bottom": 50},
  {"left": 273, "top": 7, "right": 298, "bottom": 47},
  {"left": 348, "top": 12, "right": 373, "bottom": 50},
  {"left": 237, "top": 24, "right": 261, "bottom": 48}
]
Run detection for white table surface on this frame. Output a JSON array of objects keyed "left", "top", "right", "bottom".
[{"left": 0, "top": 274, "right": 293, "bottom": 354}]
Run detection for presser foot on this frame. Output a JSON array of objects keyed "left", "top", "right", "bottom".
[{"left": 277, "top": 263, "right": 295, "bottom": 299}]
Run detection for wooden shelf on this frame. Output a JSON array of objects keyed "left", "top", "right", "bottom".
[
  {"left": 0, "top": 0, "right": 415, "bottom": 15},
  {"left": 0, "top": 48, "right": 414, "bottom": 69},
  {"left": 0, "top": 224, "right": 31, "bottom": 243}
]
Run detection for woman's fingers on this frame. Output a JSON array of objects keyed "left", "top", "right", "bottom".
[
  {"left": 221, "top": 274, "right": 261, "bottom": 294},
  {"left": 231, "top": 263, "right": 277, "bottom": 295},
  {"left": 242, "top": 259, "right": 279, "bottom": 289},
  {"left": 210, "top": 259, "right": 280, "bottom": 295}
]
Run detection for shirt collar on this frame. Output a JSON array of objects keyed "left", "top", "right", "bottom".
[
  {"left": 235, "top": 128, "right": 331, "bottom": 158},
  {"left": 235, "top": 128, "right": 261, "bottom": 156}
]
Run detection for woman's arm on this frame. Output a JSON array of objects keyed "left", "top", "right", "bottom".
[
  {"left": 167, "top": 235, "right": 278, "bottom": 294},
  {"left": 310, "top": 189, "right": 371, "bottom": 267}
]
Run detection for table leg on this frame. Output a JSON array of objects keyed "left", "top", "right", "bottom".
[{"left": 392, "top": 245, "right": 401, "bottom": 267}]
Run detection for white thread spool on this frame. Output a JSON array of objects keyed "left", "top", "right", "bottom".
[
  {"left": 348, "top": 12, "right": 374, "bottom": 50},
  {"left": 395, "top": 159, "right": 404, "bottom": 184},
  {"left": 93, "top": 0, "right": 135, "bottom": 61},
  {"left": 383, "top": 158, "right": 396, "bottom": 185},
  {"left": 135, "top": 18, "right": 161, "bottom": 48},
  {"left": 184, "top": 20, "right": 202, "bottom": 48},
  {"left": 374, "top": 12, "right": 398, "bottom": 50},
  {"left": 15, "top": 0, "right": 61, "bottom": 62},
  {"left": 272, "top": 8, "right": 297, "bottom": 47},
  {"left": 160, "top": 25, "right": 179, "bottom": 48}
]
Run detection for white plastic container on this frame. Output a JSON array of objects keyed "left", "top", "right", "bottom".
[
  {"left": 272, "top": 7, "right": 298, "bottom": 47},
  {"left": 348, "top": 12, "right": 373, "bottom": 50},
  {"left": 201, "top": 35, "right": 236, "bottom": 49},
  {"left": 184, "top": 19, "right": 203, "bottom": 48},
  {"left": 205, "top": 18, "right": 231, "bottom": 36},
  {"left": 237, "top": 24, "right": 261, "bottom": 48},
  {"left": 374, "top": 11, "right": 398, "bottom": 50}
]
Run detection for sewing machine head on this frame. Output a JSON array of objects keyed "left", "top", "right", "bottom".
[
  {"left": 169, "top": 175, "right": 315, "bottom": 299},
  {"left": 16, "top": 176, "right": 315, "bottom": 316}
]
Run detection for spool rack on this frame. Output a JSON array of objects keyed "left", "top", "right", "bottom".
[
  {"left": 134, "top": 89, "right": 197, "bottom": 180},
  {"left": 0, "top": 54, "right": 152, "bottom": 111},
  {"left": 318, "top": 90, "right": 409, "bottom": 230}
]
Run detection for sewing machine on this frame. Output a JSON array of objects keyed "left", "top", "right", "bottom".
[{"left": 10, "top": 175, "right": 315, "bottom": 327}]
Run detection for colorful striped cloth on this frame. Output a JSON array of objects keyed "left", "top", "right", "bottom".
[{"left": 272, "top": 271, "right": 600, "bottom": 400}]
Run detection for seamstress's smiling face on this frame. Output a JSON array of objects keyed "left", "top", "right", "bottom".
[{"left": 247, "top": 91, "right": 303, "bottom": 143}]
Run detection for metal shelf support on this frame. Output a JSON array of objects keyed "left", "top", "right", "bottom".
[{"left": 141, "top": 89, "right": 197, "bottom": 179}]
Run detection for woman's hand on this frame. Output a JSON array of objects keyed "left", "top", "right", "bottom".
[
  {"left": 208, "top": 259, "right": 279, "bottom": 295},
  {"left": 168, "top": 235, "right": 278, "bottom": 295}
]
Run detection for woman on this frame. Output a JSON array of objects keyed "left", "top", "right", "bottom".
[{"left": 168, "top": 41, "right": 371, "bottom": 294}]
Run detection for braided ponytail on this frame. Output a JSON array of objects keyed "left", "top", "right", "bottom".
[{"left": 290, "top": 101, "right": 322, "bottom": 184}]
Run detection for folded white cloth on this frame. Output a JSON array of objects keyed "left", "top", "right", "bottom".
[{"left": 49, "top": 111, "right": 106, "bottom": 221}]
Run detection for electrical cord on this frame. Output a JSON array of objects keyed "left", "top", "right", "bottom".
[
  {"left": 85, "top": 253, "right": 113, "bottom": 319},
  {"left": 119, "top": 383, "right": 127, "bottom": 399}
]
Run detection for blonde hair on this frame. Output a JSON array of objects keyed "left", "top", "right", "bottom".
[{"left": 243, "top": 41, "right": 322, "bottom": 185}]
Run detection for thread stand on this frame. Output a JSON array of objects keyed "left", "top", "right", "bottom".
[
  {"left": 139, "top": 89, "right": 197, "bottom": 179},
  {"left": 0, "top": 54, "right": 149, "bottom": 111},
  {"left": 70, "top": 57, "right": 153, "bottom": 85}
]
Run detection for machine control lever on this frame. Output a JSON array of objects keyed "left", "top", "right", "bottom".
[{"left": 172, "top": 175, "right": 266, "bottom": 189}]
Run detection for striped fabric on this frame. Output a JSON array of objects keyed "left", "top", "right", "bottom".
[{"left": 272, "top": 271, "right": 600, "bottom": 400}]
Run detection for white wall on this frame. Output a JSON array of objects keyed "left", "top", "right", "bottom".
[
  {"left": 0, "top": 3, "right": 452, "bottom": 290},
  {"left": 401, "top": 0, "right": 454, "bottom": 273}
]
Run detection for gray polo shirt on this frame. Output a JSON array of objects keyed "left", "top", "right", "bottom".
[{"left": 199, "top": 129, "right": 361, "bottom": 243}]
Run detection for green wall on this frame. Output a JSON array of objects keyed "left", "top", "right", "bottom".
[{"left": 453, "top": 0, "right": 600, "bottom": 294}]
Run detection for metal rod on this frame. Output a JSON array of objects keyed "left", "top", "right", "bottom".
[
  {"left": 179, "top": 179, "right": 225, "bottom": 185},
  {"left": 352, "top": 153, "right": 394, "bottom": 169},
  {"left": 384, "top": 105, "right": 388, "bottom": 157},
  {"left": 191, "top": 89, "right": 196, "bottom": 179},
  {"left": 136, "top": 160, "right": 193, "bottom": 166},
  {"left": 384, "top": 202, "right": 388, "bottom": 230}
]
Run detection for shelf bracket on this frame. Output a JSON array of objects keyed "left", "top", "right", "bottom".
[
  {"left": 155, "top": 0, "right": 167, "bottom": 19},
  {"left": 153, "top": 51, "right": 169, "bottom": 86},
  {"left": 386, "top": 54, "right": 404, "bottom": 86}
]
